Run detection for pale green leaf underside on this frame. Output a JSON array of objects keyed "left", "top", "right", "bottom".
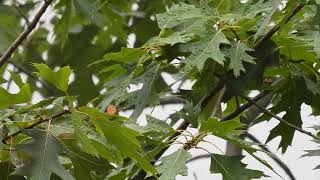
[
  {"left": 182, "top": 31, "right": 230, "bottom": 71},
  {"left": 226, "top": 41, "right": 256, "bottom": 77},
  {"left": 13, "top": 129, "right": 75, "bottom": 180},
  {"left": 157, "top": 148, "right": 191, "bottom": 180}
]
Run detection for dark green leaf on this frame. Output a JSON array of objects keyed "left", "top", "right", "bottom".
[
  {"left": 200, "top": 118, "right": 244, "bottom": 136},
  {"left": 225, "top": 41, "right": 256, "bottom": 77},
  {"left": 130, "top": 62, "right": 161, "bottom": 122},
  {"left": 0, "top": 74, "right": 31, "bottom": 109},
  {"left": 182, "top": 31, "right": 229, "bottom": 71},
  {"left": 78, "top": 107, "right": 158, "bottom": 175},
  {"left": 210, "top": 154, "right": 266, "bottom": 180}
]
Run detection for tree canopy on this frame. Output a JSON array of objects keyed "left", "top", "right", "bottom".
[{"left": 0, "top": 0, "right": 320, "bottom": 179}]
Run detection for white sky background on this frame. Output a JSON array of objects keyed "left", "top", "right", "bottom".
[{"left": 2, "top": 0, "right": 320, "bottom": 179}]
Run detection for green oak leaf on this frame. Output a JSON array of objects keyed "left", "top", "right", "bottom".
[
  {"left": 200, "top": 117, "right": 278, "bottom": 176},
  {"left": 53, "top": 0, "right": 74, "bottom": 48},
  {"left": 91, "top": 138, "right": 124, "bottom": 164},
  {"left": 267, "top": 106, "right": 302, "bottom": 153},
  {"left": 200, "top": 118, "right": 245, "bottom": 136},
  {"left": 13, "top": 129, "right": 75, "bottom": 180},
  {"left": 245, "top": 0, "right": 281, "bottom": 19},
  {"left": 78, "top": 107, "right": 158, "bottom": 175},
  {"left": 225, "top": 41, "right": 256, "bottom": 77},
  {"left": 130, "top": 62, "right": 161, "bottom": 122},
  {"left": 150, "top": 31, "right": 195, "bottom": 46},
  {"left": 92, "top": 48, "right": 146, "bottom": 65},
  {"left": 98, "top": 76, "right": 131, "bottom": 111},
  {"left": 0, "top": 73, "right": 31, "bottom": 109},
  {"left": 63, "top": 138, "right": 114, "bottom": 180},
  {"left": 156, "top": 3, "right": 213, "bottom": 29},
  {"left": 109, "top": 170, "right": 127, "bottom": 180},
  {"left": 71, "top": 112, "right": 98, "bottom": 156},
  {"left": 210, "top": 154, "right": 266, "bottom": 180},
  {"left": 156, "top": 148, "right": 191, "bottom": 180},
  {"left": 0, "top": 162, "right": 26, "bottom": 180},
  {"left": 253, "top": 0, "right": 281, "bottom": 41},
  {"left": 311, "top": 4, "right": 320, "bottom": 30},
  {"left": 126, "top": 115, "right": 173, "bottom": 141},
  {"left": 97, "top": 64, "right": 127, "bottom": 83},
  {"left": 275, "top": 35, "right": 317, "bottom": 62},
  {"left": 33, "top": 63, "right": 71, "bottom": 93},
  {"left": 182, "top": 31, "right": 230, "bottom": 71},
  {"left": 0, "top": 98, "right": 55, "bottom": 121},
  {"left": 265, "top": 74, "right": 306, "bottom": 153},
  {"left": 170, "top": 101, "right": 201, "bottom": 128}
]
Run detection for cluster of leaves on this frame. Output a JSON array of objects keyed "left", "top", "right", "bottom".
[{"left": 1, "top": 0, "right": 320, "bottom": 179}]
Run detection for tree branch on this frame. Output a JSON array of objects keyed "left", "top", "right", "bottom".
[
  {"left": 1, "top": 109, "right": 70, "bottom": 145},
  {"left": 242, "top": 96, "right": 320, "bottom": 140},
  {"left": 221, "top": 91, "right": 271, "bottom": 122},
  {"left": 245, "top": 133, "right": 296, "bottom": 180},
  {"left": 0, "top": 0, "right": 53, "bottom": 67}
]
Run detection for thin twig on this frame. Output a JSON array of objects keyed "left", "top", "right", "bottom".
[
  {"left": 2, "top": 110, "right": 70, "bottom": 145},
  {"left": 242, "top": 96, "right": 320, "bottom": 140},
  {"left": 245, "top": 133, "right": 296, "bottom": 180},
  {"left": 221, "top": 92, "right": 271, "bottom": 122},
  {"left": 13, "top": 1, "right": 30, "bottom": 24},
  {"left": 0, "top": 0, "right": 53, "bottom": 67}
]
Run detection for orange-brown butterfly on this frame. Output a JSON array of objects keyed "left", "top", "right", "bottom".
[
  {"left": 105, "top": 105, "right": 118, "bottom": 115},
  {"left": 263, "top": 78, "right": 273, "bottom": 85}
]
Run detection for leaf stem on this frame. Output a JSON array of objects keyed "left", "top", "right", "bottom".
[{"left": 13, "top": 1, "right": 30, "bottom": 25}]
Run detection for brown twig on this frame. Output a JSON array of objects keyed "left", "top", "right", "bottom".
[
  {"left": 242, "top": 96, "right": 320, "bottom": 140},
  {"left": 221, "top": 92, "right": 271, "bottom": 122},
  {"left": 1, "top": 110, "right": 70, "bottom": 145},
  {"left": 0, "top": 0, "right": 53, "bottom": 67},
  {"left": 13, "top": 1, "right": 30, "bottom": 24}
]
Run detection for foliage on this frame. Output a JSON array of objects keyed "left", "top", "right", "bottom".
[{"left": 0, "top": 0, "right": 320, "bottom": 179}]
